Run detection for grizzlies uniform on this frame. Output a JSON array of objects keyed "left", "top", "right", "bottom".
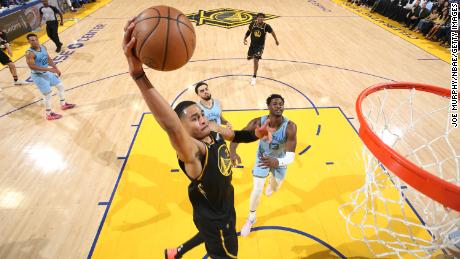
[
  {"left": 197, "top": 99, "right": 222, "bottom": 125},
  {"left": 253, "top": 115, "right": 289, "bottom": 180},
  {"left": 247, "top": 21, "right": 273, "bottom": 60},
  {"left": 178, "top": 131, "right": 238, "bottom": 258},
  {"left": 27, "top": 46, "right": 61, "bottom": 94}
]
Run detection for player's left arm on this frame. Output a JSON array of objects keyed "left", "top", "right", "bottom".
[
  {"left": 54, "top": 7, "right": 64, "bottom": 25},
  {"left": 208, "top": 120, "right": 275, "bottom": 143},
  {"left": 259, "top": 121, "right": 297, "bottom": 168},
  {"left": 46, "top": 47, "right": 61, "bottom": 76},
  {"left": 267, "top": 25, "right": 279, "bottom": 46}
]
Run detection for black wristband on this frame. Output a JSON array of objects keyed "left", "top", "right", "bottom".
[
  {"left": 132, "top": 71, "right": 145, "bottom": 81},
  {"left": 233, "top": 130, "right": 258, "bottom": 143}
]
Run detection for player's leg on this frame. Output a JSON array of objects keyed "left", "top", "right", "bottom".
[
  {"left": 32, "top": 73, "right": 62, "bottom": 120},
  {"left": 165, "top": 232, "right": 204, "bottom": 259},
  {"left": 0, "top": 51, "right": 24, "bottom": 87},
  {"left": 199, "top": 217, "right": 238, "bottom": 258},
  {"left": 241, "top": 166, "right": 268, "bottom": 236},
  {"left": 265, "top": 167, "right": 286, "bottom": 197},
  {"left": 251, "top": 46, "right": 264, "bottom": 86},
  {"left": 50, "top": 72, "right": 75, "bottom": 110},
  {"left": 8, "top": 62, "right": 27, "bottom": 85}
]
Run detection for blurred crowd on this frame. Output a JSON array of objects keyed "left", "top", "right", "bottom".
[{"left": 349, "top": 0, "right": 454, "bottom": 47}]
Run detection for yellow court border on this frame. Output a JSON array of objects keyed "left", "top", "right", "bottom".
[
  {"left": 0, "top": 0, "right": 113, "bottom": 69},
  {"left": 330, "top": 0, "right": 450, "bottom": 62}
]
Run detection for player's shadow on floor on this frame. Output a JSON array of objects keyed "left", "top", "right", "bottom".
[
  {"left": 105, "top": 153, "right": 191, "bottom": 232},
  {"left": 235, "top": 174, "right": 364, "bottom": 226}
]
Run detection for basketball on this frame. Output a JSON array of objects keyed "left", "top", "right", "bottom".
[{"left": 132, "top": 5, "right": 196, "bottom": 71}]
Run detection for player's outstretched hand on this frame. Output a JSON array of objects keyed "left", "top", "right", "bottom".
[
  {"left": 123, "top": 17, "right": 144, "bottom": 78},
  {"left": 244, "top": 39, "right": 248, "bottom": 45},
  {"left": 275, "top": 40, "right": 279, "bottom": 46},
  {"left": 255, "top": 119, "right": 275, "bottom": 143}
]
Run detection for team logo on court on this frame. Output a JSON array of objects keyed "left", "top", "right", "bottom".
[
  {"left": 218, "top": 145, "right": 232, "bottom": 176},
  {"left": 186, "top": 8, "right": 278, "bottom": 29}
]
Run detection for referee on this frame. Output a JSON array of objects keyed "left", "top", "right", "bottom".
[{"left": 39, "top": 0, "right": 64, "bottom": 52}]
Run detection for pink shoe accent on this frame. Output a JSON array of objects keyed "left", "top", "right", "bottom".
[
  {"left": 46, "top": 112, "right": 62, "bottom": 120},
  {"left": 61, "top": 103, "right": 76, "bottom": 110}
]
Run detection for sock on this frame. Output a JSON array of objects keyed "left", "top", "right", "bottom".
[
  {"left": 13, "top": 75, "right": 18, "bottom": 82},
  {"left": 56, "top": 84, "right": 66, "bottom": 105},
  {"left": 249, "top": 210, "right": 256, "bottom": 222},
  {"left": 249, "top": 176, "right": 265, "bottom": 220},
  {"left": 176, "top": 233, "right": 204, "bottom": 258},
  {"left": 253, "top": 74, "right": 256, "bottom": 78},
  {"left": 44, "top": 93, "right": 52, "bottom": 114}
]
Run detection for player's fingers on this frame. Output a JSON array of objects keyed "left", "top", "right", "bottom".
[
  {"left": 124, "top": 16, "right": 136, "bottom": 32},
  {"left": 123, "top": 22, "right": 135, "bottom": 45},
  {"left": 124, "top": 37, "right": 136, "bottom": 55}
]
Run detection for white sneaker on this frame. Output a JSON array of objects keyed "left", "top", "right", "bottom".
[
  {"left": 241, "top": 218, "right": 256, "bottom": 237},
  {"left": 14, "top": 80, "right": 27, "bottom": 85},
  {"left": 250, "top": 77, "right": 256, "bottom": 86}
]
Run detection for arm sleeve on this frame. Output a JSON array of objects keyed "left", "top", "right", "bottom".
[
  {"left": 277, "top": 152, "right": 295, "bottom": 166},
  {"left": 232, "top": 130, "right": 258, "bottom": 143}
]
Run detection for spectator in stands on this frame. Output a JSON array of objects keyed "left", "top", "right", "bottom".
[
  {"left": 426, "top": 10, "right": 450, "bottom": 39},
  {"left": 0, "top": 31, "right": 27, "bottom": 91},
  {"left": 39, "top": 0, "right": 64, "bottom": 52},
  {"left": 405, "top": 1, "right": 429, "bottom": 29},
  {"left": 413, "top": 8, "right": 439, "bottom": 33}
]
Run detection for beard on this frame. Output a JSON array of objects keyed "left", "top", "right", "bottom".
[{"left": 203, "top": 95, "right": 212, "bottom": 101}]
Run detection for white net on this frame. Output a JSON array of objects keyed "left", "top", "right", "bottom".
[{"left": 339, "top": 85, "right": 460, "bottom": 258}]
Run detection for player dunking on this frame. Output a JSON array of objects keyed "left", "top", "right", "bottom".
[
  {"left": 244, "top": 13, "right": 279, "bottom": 86},
  {"left": 230, "top": 94, "right": 297, "bottom": 236},
  {"left": 122, "top": 18, "right": 274, "bottom": 259},
  {"left": 26, "top": 34, "right": 75, "bottom": 120}
]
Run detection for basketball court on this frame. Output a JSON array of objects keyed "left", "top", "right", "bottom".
[{"left": 0, "top": 0, "right": 456, "bottom": 258}]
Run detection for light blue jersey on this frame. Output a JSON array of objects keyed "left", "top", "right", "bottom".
[
  {"left": 198, "top": 99, "right": 222, "bottom": 125},
  {"left": 253, "top": 115, "right": 290, "bottom": 180},
  {"left": 28, "top": 45, "right": 61, "bottom": 94},
  {"left": 28, "top": 45, "right": 49, "bottom": 74}
]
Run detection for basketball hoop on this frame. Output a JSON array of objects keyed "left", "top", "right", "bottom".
[{"left": 340, "top": 82, "right": 460, "bottom": 258}]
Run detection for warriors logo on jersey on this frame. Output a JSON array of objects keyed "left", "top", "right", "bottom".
[{"left": 218, "top": 144, "right": 232, "bottom": 176}]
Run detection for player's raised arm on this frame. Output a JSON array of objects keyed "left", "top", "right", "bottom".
[
  {"left": 123, "top": 19, "right": 203, "bottom": 179},
  {"left": 209, "top": 119, "right": 273, "bottom": 143}
]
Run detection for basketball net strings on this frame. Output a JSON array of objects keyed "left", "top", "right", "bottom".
[{"left": 339, "top": 88, "right": 460, "bottom": 258}]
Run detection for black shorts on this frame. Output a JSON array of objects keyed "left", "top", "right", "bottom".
[
  {"left": 0, "top": 50, "right": 12, "bottom": 65},
  {"left": 247, "top": 44, "right": 264, "bottom": 60},
  {"left": 194, "top": 216, "right": 238, "bottom": 258}
]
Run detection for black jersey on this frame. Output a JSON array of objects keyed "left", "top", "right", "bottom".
[
  {"left": 0, "top": 32, "right": 7, "bottom": 51},
  {"left": 178, "top": 131, "right": 235, "bottom": 221},
  {"left": 248, "top": 21, "right": 273, "bottom": 46}
]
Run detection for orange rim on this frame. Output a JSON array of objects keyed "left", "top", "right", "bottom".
[{"left": 356, "top": 82, "right": 460, "bottom": 212}]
